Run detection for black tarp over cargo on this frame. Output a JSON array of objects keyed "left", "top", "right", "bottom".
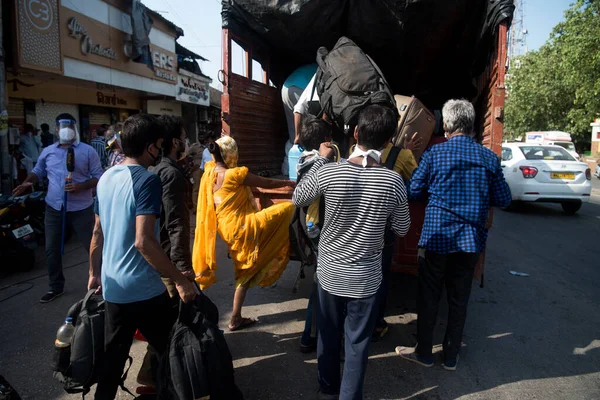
[{"left": 222, "top": 0, "right": 514, "bottom": 109}]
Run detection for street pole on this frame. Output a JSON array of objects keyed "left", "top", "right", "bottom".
[{"left": 0, "top": 4, "right": 11, "bottom": 195}]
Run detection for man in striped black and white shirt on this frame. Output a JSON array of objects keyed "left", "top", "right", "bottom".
[{"left": 293, "top": 105, "right": 410, "bottom": 400}]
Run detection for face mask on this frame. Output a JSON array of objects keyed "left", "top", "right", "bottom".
[
  {"left": 147, "top": 144, "right": 161, "bottom": 167},
  {"left": 59, "top": 128, "right": 76, "bottom": 144},
  {"left": 349, "top": 146, "right": 382, "bottom": 167}
]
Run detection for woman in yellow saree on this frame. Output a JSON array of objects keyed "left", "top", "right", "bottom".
[{"left": 193, "top": 136, "right": 295, "bottom": 331}]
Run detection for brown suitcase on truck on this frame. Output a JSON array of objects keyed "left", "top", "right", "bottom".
[{"left": 391, "top": 95, "right": 436, "bottom": 158}]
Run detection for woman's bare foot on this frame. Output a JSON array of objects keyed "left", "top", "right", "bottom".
[{"left": 228, "top": 317, "right": 257, "bottom": 332}]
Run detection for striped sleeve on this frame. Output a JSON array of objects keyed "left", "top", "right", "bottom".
[
  {"left": 292, "top": 156, "right": 329, "bottom": 208},
  {"left": 391, "top": 180, "right": 411, "bottom": 237}
]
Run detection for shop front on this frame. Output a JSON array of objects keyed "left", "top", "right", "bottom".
[
  {"left": 176, "top": 69, "right": 212, "bottom": 142},
  {"left": 7, "top": 76, "right": 143, "bottom": 142},
  {"left": 6, "top": 0, "right": 181, "bottom": 139}
]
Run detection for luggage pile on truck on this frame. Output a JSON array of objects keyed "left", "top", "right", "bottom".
[{"left": 219, "top": 0, "right": 514, "bottom": 275}]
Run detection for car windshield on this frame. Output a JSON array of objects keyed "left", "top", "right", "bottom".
[
  {"left": 519, "top": 146, "right": 576, "bottom": 161},
  {"left": 552, "top": 142, "right": 575, "bottom": 151}
]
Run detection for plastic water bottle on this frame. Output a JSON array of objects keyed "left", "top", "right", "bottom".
[
  {"left": 55, "top": 317, "right": 75, "bottom": 348},
  {"left": 288, "top": 144, "right": 302, "bottom": 182},
  {"left": 306, "top": 221, "right": 321, "bottom": 248}
]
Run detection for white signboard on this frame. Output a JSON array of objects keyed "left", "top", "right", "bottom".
[
  {"left": 147, "top": 100, "right": 182, "bottom": 117},
  {"left": 176, "top": 69, "right": 211, "bottom": 107}
]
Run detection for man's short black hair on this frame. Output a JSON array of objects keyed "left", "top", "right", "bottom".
[
  {"left": 159, "top": 115, "right": 184, "bottom": 155},
  {"left": 357, "top": 105, "right": 398, "bottom": 150},
  {"left": 24, "top": 123, "right": 34, "bottom": 132},
  {"left": 121, "top": 114, "right": 163, "bottom": 158},
  {"left": 299, "top": 116, "right": 332, "bottom": 151},
  {"left": 56, "top": 113, "right": 76, "bottom": 124},
  {"left": 204, "top": 131, "right": 218, "bottom": 143},
  {"left": 96, "top": 127, "right": 106, "bottom": 137},
  {"left": 41, "top": 123, "right": 49, "bottom": 131},
  {"left": 101, "top": 124, "right": 109, "bottom": 130}
]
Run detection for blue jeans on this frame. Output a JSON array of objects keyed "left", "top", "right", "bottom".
[{"left": 317, "top": 283, "right": 380, "bottom": 400}]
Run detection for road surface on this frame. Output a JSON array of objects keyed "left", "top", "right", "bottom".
[{"left": 1, "top": 196, "right": 599, "bottom": 399}]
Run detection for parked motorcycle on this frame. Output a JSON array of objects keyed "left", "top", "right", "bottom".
[
  {"left": 0, "top": 193, "right": 38, "bottom": 276},
  {"left": 24, "top": 191, "right": 47, "bottom": 244}
]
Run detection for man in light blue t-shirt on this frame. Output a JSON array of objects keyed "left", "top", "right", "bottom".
[{"left": 88, "top": 114, "right": 196, "bottom": 400}]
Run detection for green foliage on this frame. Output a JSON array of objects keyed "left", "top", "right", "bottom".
[{"left": 505, "top": 0, "right": 600, "bottom": 147}]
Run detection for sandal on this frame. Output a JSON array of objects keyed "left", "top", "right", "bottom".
[
  {"left": 371, "top": 320, "right": 389, "bottom": 342},
  {"left": 228, "top": 317, "right": 257, "bottom": 332}
]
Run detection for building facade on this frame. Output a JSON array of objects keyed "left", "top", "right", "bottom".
[{"left": 6, "top": 0, "right": 185, "bottom": 141}]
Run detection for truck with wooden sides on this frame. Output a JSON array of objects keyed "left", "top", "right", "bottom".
[{"left": 217, "top": 0, "right": 515, "bottom": 279}]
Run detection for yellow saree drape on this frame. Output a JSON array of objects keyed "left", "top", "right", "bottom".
[{"left": 192, "top": 161, "right": 294, "bottom": 289}]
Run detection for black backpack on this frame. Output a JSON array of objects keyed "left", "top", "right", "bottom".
[
  {"left": 52, "top": 290, "right": 133, "bottom": 397},
  {"left": 315, "top": 36, "right": 397, "bottom": 133},
  {"left": 288, "top": 145, "right": 341, "bottom": 292},
  {"left": 158, "top": 292, "right": 243, "bottom": 400}
]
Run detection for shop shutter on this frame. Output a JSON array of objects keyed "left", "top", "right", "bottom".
[{"left": 35, "top": 102, "right": 80, "bottom": 133}]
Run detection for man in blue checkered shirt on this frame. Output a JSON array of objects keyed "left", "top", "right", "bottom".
[{"left": 398, "top": 99, "right": 511, "bottom": 371}]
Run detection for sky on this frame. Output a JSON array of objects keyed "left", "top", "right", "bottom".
[{"left": 141, "top": 0, "right": 574, "bottom": 90}]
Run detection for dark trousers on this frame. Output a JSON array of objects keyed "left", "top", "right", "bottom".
[
  {"left": 45, "top": 205, "right": 94, "bottom": 292},
  {"left": 95, "top": 292, "right": 175, "bottom": 400},
  {"left": 317, "top": 283, "right": 380, "bottom": 400},
  {"left": 416, "top": 250, "right": 479, "bottom": 361},
  {"left": 136, "top": 277, "right": 179, "bottom": 386},
  {"left": 376, "top": 231, "right": 395, "bottom": 325},
  {"left": 301, "top": 279, "right": 319, "bottom": 345}
]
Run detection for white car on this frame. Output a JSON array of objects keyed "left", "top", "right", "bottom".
[
  {"left": 501, "top": 143, "right": 592, "bottom": 214},
  {"left": 595, "top": 162, "right": 600, "bottom": 179}
]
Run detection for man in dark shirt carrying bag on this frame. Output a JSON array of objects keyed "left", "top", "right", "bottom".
[
  {"left": 135, "top": 116, "right": 196, "bottom": 391},
  {"left": 293, "top": 105, "right": 411, "bottom": 400},
  {"left": 88, "top": 114, "right": 196, "bottom": 400},
  {"left": 397, "top": 99, "right": 511, "bottom": 371}
]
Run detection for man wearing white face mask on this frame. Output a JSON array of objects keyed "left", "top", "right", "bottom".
[{"left": 13, "top": 113, "right": 103, "bottom": 303}]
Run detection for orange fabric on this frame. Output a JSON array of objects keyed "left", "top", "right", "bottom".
[{"left": 192, "top": 161, "right": 294, "bottom": 289}]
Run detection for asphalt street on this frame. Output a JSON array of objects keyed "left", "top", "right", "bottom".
[{"left": 1, "top": 194, "right": 599, "bottom": 400}]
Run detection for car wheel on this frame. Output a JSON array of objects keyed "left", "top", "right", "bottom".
[{"left": 561, "top": 202, "right": 582, "bottom": 215}]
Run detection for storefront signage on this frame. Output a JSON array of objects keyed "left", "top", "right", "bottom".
[
  {"left": 155, "top": 69, "right": 177, "bottom": 82},
  {"left": 25, "top": 0, "right": 54, "bottom": 31},
  {"left": 176, "top": 70, "right": 211, "bottom": 106},
  {"left": 68, "top": 17, "right": 118, "bottom": 60},
  {"left": 96, "top": 92, "right": 128, "bottom": 106},
  {"left": 60, "top": 7, "right": 178, "bottom": 85},
  {"left": 152, "top": 51, "right": 177, "bottom": 82},
  {"left": 16, "top": 0, "right": 62, "bottom": 73},
  {"left": 147, "top": 100, "right": 182, "bottom": 117}
]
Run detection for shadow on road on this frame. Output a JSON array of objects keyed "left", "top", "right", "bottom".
[
  {"left": 225, "top": 264, "right": 600, "bottom": 399},
  {"left": 2, "top": 201, "right": 600, "bottom": 399}
]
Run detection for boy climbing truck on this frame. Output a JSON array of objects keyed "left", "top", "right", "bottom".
[{"left": 218, "top": 0, "right": 515, "bottom": 278}]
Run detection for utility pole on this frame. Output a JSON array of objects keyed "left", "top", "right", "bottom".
[
  {"left": 0, "top": 3, "right": 10, "bottom": 195},
  {"left": 509, "top": 0, "right": 529, "bottom": 63}
]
